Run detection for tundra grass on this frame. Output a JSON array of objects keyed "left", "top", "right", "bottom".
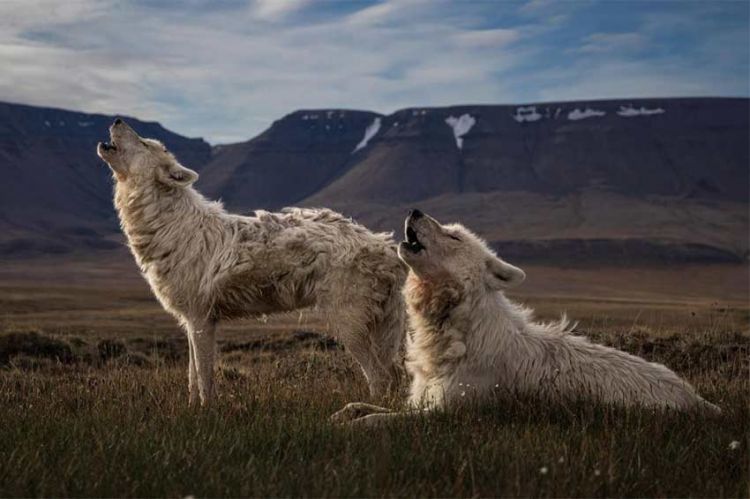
[{"left": 0, "top": 329, "right": 747, "bottom": 497}]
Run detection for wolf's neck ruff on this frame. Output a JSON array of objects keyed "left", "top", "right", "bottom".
[{"left": 115, "top": 182, "right": 219, "bottom": 268}]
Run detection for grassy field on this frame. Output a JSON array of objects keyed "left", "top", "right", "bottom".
[{"left": 0, "top": 254, "right": 748, "bottom": 497}]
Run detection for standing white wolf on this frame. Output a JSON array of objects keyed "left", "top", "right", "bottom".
[
  {"left": 97, "top": 119, "right": 406, "bottom": 405},
  {"left": 333, "top": 210, "right": 720, "bottom": 425}
]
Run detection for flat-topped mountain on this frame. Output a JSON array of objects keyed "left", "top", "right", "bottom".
[{"left": 306, "top": 98, "right": 748, "bottom": 205}]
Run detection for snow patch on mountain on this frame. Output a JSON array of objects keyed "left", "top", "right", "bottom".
[
  {"left": 568, "top": 108, "right": 606, "bottom": 121},
  {"left": 513, "top": 106, "right": 542, "bottom": 123},
  {"left": 445, "top": 114, "right": 476, "bottom": 150},
  {"left": 352, "top": 117, "right": 382, "bottom": 153},
  {"left": 617, "top": 105, "right": 665, "bottom": 117}
]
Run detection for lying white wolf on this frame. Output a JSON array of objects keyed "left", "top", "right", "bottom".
[
  {"left": 333, "top": 210, "right": 720, "bottom": 425},
  {"left": 97, "top": 119, "right": 406, "bottom": 405}
]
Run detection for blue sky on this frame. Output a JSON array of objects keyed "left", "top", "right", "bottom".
[{"left": 1, "top": 0, "right": 747, "bottom": 143}]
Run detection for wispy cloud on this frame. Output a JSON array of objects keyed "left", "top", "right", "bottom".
[
  {"left": 0, "top": 0, "right": 746, "bottom": 143},
  {"left": 453, "top": 29, "right": 520, "bottom": 49},
  {"left": 251, "top": 0, "right": 310, "bottom": 21},
  {"left": 576, "top": 32, "right": 648, "bottom": 54}
]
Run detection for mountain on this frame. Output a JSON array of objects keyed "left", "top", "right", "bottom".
[
  {"left": 306, "top": 98, "right": 749, "bottom": 205},
  {"left": 0, "top": 98, "right": 747, "bottom": 262},
  {"left": 211, "top": 98, "right": 749, "bottom": 263},
  {"left": 198, "top": 109, "right": 382, "bottom": 209},
  {"left": 0, "top": 102, "right": 211, "bottom": 255}
]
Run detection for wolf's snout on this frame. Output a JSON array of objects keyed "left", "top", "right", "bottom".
[
  {"left": 404, "top": 225, "right": 425, "bottom": 253},
  {"left": 409, "top": 209, "right": 424, "bottom": 220},
  {"left": 114, "top": 118, "right": 123, "bottom": 126}
]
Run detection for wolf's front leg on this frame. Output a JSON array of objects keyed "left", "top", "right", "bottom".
[
  {"left": 189, "top": 320, "right": 217, "bottom": 406},
  {"left": 187, "top": 332, "right": 199, "bottom": 406}
]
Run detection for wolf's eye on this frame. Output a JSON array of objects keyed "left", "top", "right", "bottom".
[{"left": 447, "top": 234, "right": 461, "bottom": 242}]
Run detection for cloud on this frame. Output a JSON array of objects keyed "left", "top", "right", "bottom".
[
  {"left": 575, "top": 32, "right": 647, "bottom": 54},
  {"left": 0, "top": 0, "right": 111, "bottom": 31},
  {"left": 453, "top": 29, "right": 520, "bottom": 48},
  {"left": 0, "top": 0, "right": 746, "bottom": 143},
  {"left": 345, "top": 0, "right": 431, "bottom": 27},
  {"left": 518, "top": 0, "right": 554, "bottom": 15},
  {"left": 346, "top": 1, "right": 400, "bottom": 26},
  {"left": 0, "top": 1, "right": 527, "bottom": 142},
  {"left": 535, "top": 58, "right": 746, "bottom": 102},
  {"left": 251, "top": 0, "right": 309, "bottom": 21}
]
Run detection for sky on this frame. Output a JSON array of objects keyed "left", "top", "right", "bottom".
[{"left": 1, "top": 0, "right": 748, "bottom": 144}]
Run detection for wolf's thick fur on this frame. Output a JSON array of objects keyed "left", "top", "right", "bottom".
[
  {"left": 333, "top": 210, "right": 719, "bottom": 425},
  {"left": 97, "top": 120, "right": 406, "bottom": 405}
]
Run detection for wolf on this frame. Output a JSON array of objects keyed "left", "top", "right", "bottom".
[
  {"left": 332, "top": 210, "right": 720, "bottom": 425},
  {"left": 97, "top": 119, "right": 406, "bottom": 405}
]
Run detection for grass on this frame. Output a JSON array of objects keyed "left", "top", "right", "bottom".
[
  {"left": 0, "top": 259, "right": 747, "bottom": 496},
  {"left": 0, "top": 328, "right": 747, "bottom": 497}
]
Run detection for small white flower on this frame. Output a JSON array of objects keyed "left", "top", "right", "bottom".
[
  {"left": 558, "top": 456, "right": 565, "bottom": 463},
  {"left": 458, "top": 382, "right": 463, "bottom": 386},
  {"left": 729, "top": 440, "right": 741, "bottom": 450},
  {"left": 495, "top": 384, "right": 499, "bottom": 388},
  {"left": 539, "top": 466, "right": 548, "bottom": 475},
  {"left": 594, "top": 469, "right": 601, "bottom": 477},
  {"left": 461, "top": 391, "right": 466, "bottom": 397}
]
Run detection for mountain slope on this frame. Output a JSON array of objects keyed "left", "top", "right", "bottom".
[{"left": 198, "top": 109, "right": 382, "bottom": 209}]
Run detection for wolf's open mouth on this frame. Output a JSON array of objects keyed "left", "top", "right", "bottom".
[
  {"left": 100, "top": 142, "right": 117, "bottom": 152},
  {"left": 405, "top": 226, "right": 425, "bottom": 253}
]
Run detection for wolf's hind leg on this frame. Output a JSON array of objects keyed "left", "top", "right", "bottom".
[{"left": 331, "top": 295, "right": 405, "bottom": 398}]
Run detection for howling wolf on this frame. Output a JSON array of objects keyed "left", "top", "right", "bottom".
[
  {"left": 333, "top": 210, "right": 719, "bottom": 425},
  {"left": 97, "top": 119, "right": 406, "bottom": 405}
]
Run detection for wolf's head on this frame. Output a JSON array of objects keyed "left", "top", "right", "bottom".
[
  {"left": 397, "top": 210, "right": 525, "bottom": 292},
  {"left": 97, "top": 119, "right": 198, "bottom": 188}
]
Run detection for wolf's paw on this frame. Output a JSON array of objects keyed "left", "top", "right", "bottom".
[
  {"left": 342, "top": 412, "right": 399, "bottom": 428},
  {"left": 330, "top": 402, "right": 392, "bottom": 424}
]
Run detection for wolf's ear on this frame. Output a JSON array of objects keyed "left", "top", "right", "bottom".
[
  {"left": 485, "top": 255, "right": 525, "bottom": 290},
  {"left": 157, "top": 161, "right": 199, "bottom": 187}
]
